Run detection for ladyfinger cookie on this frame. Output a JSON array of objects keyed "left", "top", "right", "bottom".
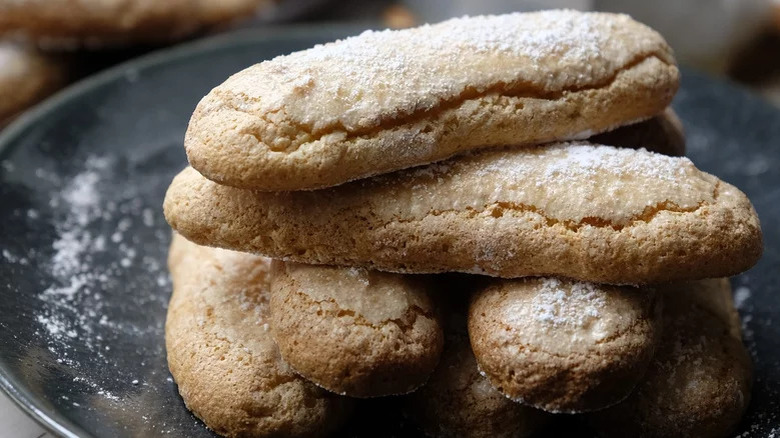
[
  {"left": 406, "top": 300, "right": 548, "bottom": 438},
  {"left": 164, "top": 143, "right": 762, "bottom": 284},
  {"left": 165, "top": 234, "right": 350, "bottom": 437},
  {"left": 407, "top": 339, "right": 548, "bottom": 438},
  {"left": 588, "top": 279, "right": 752, "bottom": 438},
  {"left": 268, "top": 261, "right": 444, "bottom": 398},
  {"left": 468, "top": 278, "right": 661, "bottom": 413},
  {"left": 184, "top": 10, "right": 678, "bottom": 190},
  {"left": 0, "top": 0, "right": 267, "bottom": 48},
  {"left": 0, "top": 42, "right": 67, "bottom": 126},
  {"left": 592, "top": 107, "right": 685, "bottom": 157}
]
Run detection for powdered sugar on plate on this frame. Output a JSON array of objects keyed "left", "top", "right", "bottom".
[
  {"left": 732, "top": 276, "right": 780, "bottom": 437},
  {"left": 33, "top": 156, "right": 167, "bottom": 353},
  {"left": 2, "top": 152, "right": 177, "bottom": 431}
]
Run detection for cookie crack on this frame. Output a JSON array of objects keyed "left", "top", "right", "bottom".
[
  {"left": 198, "top": 328, "right": 298, "bottom": 391},
  {"left": 291, "top": 287, "right": 430, "bottom": 333},
  {"left": 221, "top": 52, "right": 670, "bottom": 153},
  {"left": 484, "top": 307, "right": 655, "bottom": 362}
]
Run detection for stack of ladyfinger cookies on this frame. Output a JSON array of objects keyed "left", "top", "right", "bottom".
[{"left": 162, "top": 10, "right": 763, "bottom": 438}]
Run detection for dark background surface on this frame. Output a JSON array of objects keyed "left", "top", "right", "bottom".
[{"left": 0, "top": 25, "right": 778, "bottom": 438}]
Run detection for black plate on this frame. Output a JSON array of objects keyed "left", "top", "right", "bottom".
[{"left": 1, "top": 25, "right": 779, "bottom": 438}]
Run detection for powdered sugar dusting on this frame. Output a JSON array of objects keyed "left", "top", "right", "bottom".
[
  {"left": 35, "top": 156, "right": 159, "bottom": 353},
  {"left": 510, "top": 278, "right": 606, "bottom": 329},
  {"left": 231, "top": 10, "right": 664, "bottom": 134},
  {"left": 383, "top": 141, "right": 712, "bottom": 229},
  {"left": 293, "top": 10, "right": 607, "bottom": 71},
  {"left": 734, "top": 286, "right": 751, "bottom": 310},
  {"left": 477, "top": 142, "right": 692, "bottom": 186},
  {"left": 1, "top": 153, "right": 175, "bottom": 421},
  {"left": 238, "top": 285, "right": 270, "bottom": 322},
  {"left": 731, "top": 276, "right": 779, "bottom": 437}
]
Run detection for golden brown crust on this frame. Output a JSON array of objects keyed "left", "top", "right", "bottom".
[
  {"left": 0, "top": 0, "right": 268, "bottom": 48},
  {"left": 0, "top": 42, "right": 66, "bottom": 125},
  {"left": 184, "top": 11, "right": 678, "bottom": 190},
  {"left": 588, "top": 279, "right": 753, "bottom": 438},
  {"left": 268, "top": 261, "right": 444, "bottom": 397},
  {"left": 406, "top": 326, "right": 547, "bottom": 438},
  {"left": 165, "top": 234, "right": 351, "bottom": 438},
  {"left": 468, "top": 278, "right": 661, "bottom": 413},
  {"left": 163, "top": 143, "right": 762, "bottom": 284}
]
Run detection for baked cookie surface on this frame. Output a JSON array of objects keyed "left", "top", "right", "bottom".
[
  {"left": 588, "top": 279, "right": 752, "bottom": 438},
  {"left": 184, "top": 10, "right": 678, "bottom": 190},
  {"left": 269, "top": 261, "right": 444, "bottom": 397},
  {"left": 0, "top": 0, "right": 268, "bottom": 48},
  {"left": 164, "top": 143, "right": 762, "bottom": 284},
  {"left": 407, "top": 338, "right": 547, "bottom": 438},
  {"left": 166, "top": 234, "right": 350, "bottom": 438},
  {"left": 468, "top": 278, "right": 661, "bottom": 413},
  {"left": 405, "top": 291, "right": 547, "bottom": 438}
]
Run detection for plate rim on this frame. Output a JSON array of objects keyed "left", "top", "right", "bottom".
[{"left": 0, "top": 22, "right": 373, "bottom": 438}]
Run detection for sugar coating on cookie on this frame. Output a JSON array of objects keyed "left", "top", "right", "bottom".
[
  {"left": 165, "top": 235, "right": 350, "bottom": 438},
  {"left": 445, "top": 144, "right": 706, "bottom": 224},
  {"left": 406, "top": 330, "right": 547, "bottom": 438},
  {"left": 164, "top": 142, "right": 762, "bottom": 284},
  {"left": 588, "top": 279, "right": 752, "bottom": 438},
  {"left": 185, "top": 10, "right": 678, "bottom": 190},
  {"left": 269, "top": 261, "right": 444, "bottom": 398},
  {"left": 468, "top": 278, "right": 661, "bottom": 413}
]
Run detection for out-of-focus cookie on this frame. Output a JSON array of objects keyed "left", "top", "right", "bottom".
[
  {"left": 268, "top": 261, "right": 444, "bottom": 398},
  {"left": 166, "top": 234, "right": 351, "bottom": 438},
  {"left": 468, "top": 277, "right": 661, "bottom": 413},
  {"left": 593, "top": 108, "right": 685, "bottom": 156},
  {"left": 407, "top": 340, "right": 547, "bottom": 438},
  {"left": 382, "top": 4, "right": 417, "bottom": 29},
  {"left": 164, "top": 143, "right": 762, "bottom": 284},
  {"left": 588, "top": 279, "right": 752, "bottom": 438},
  {"left": 0, "top": 42, "right": 66, "bottom": 126},
  {"left": 406, "top": 301, "right": 548, "bottom": 438},
  {"left": 0, "top": 0, "right": 269, "bottom": 49},
  {"left": 184, "top": 10, "right": 678, "bottom": 190}
]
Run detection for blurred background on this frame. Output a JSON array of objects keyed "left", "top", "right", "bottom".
[{"left": 2, "top": 0, "right": 780, "bottom": 130}]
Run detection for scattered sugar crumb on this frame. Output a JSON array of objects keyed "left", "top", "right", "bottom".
[
  {"left": 734, "top": 286, "right": 751, "bottom": 310},
  {"left": 142, "top": 208, "right": 155, "bottom": 227},
  {"left": 2, "top": 249, "right": 28, "bottom": 265},
  {"left": 4, "top": 154, "right": 173, "bottom": 414}
]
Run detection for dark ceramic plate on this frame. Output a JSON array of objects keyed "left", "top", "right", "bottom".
[{"left": 0, "top": 25, "right": 779, "bottom": 438}]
